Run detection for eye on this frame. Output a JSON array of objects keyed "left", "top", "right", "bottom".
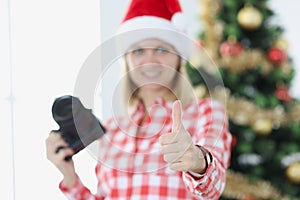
[
  {"left": 156, "top": 46, "right": 169, "bottom": 53},
  {"left": 131, "top": 48, "right": 144, "bottom": 55}
]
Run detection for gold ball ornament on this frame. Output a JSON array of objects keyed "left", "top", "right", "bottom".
[
  {"left": 234, "top": 112, "right": 249, "bottom": 125},
  {"left": 189, "top": 52, "right": 202, "bottom": 67},
  {"left": 237, "top": 5, "right": 263, "bottom": 30},
  {"left": 286, "top": 162, "right": 300, "bottom": 184},
  {"left": 252, "top": 118, "right": 273, "bottom": 135},
  {"left": 193, "top": 85, "right": 207, "bottom": 99},
  {"left": 275, "top": 37, "right": 289, "bottom": 51}
]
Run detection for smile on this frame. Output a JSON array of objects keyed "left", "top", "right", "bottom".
[{"left": 142, "top": 71, "right": 161, "bottom": 78}]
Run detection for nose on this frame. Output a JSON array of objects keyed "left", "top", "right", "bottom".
[{"left": 142, "top": 49, "right": 157, "bottom": 63}]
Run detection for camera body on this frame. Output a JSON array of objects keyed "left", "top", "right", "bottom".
[{"left": 52, "top": 95, "right": 106, "bottom": 157}]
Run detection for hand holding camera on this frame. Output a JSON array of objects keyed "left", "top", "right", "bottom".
[{"left": 50, "top": 95, "right": 106, "bottom": 161}]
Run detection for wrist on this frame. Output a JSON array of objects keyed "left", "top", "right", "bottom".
[
  {"left": 62, "top": 173, "right": 77, "bottom": 189},
  {"left": 192, "top": 145, "right": 212, "bottom": 174}
]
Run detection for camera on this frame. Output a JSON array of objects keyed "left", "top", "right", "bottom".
[{"left": 52, "top": 95, "right": 106, "bottom": 160}]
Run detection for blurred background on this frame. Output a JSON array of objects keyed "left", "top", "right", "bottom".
[{"left": 0, "top": 0, "right": 299, "bottom": 199}]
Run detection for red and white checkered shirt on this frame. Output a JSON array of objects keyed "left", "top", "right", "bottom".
[{"left": 59, "top": 98, "right": 232, "bottom": 200}]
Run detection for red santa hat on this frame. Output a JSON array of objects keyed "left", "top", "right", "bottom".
[{"left": 115, "top": 0, "right": 191, "bottom": 59}]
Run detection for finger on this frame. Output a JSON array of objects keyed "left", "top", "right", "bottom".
[
  {"left": 46, "top": 136, "right": 68, "bottom": 149},
  {"left": 169, "top": 162, "right": 187, "bottom": 171},
  {"left": 46, "top": 136, "right": 69, "bottom": 157},
  {"left": 46, "top": 131, "right": 64, "bottom": 143},
  {"left": 56, "top": 147, "right": 74, "bottom": 161},
  {"left": 49, "top": 130, "right": 61, "bottom": 137},
  {"left": 47, "top": 145, "right": 71, "bottom": 162},
  {"left": 55, "top": 146, "right": 67, "bottom": 154},
  {"left": 163, "top": 152, "right": 181, "bottom": 163},
  {"left": 160, "top": 142, "right": 181, "bottom": 154},
  {"left": 172, "top": 100, "right": 183, "bottom": 132},
  {"left": 50, "top": 130, "right": 60, "bottom": 134},
  {"left": 159, "top": 133, "right": 177, "bottom": 145},
  {"left": 46, "top": 143, "right": 68, "bottom": 159}
]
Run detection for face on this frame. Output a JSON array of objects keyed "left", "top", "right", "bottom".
[{"left": 125, "top": 39, "right": 181, "bottom": 92}]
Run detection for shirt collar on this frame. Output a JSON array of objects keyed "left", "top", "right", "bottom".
[{"left": 131, "top": 97, "right": 199, "bottom": 123}]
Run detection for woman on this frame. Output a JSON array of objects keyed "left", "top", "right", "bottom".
[{"left": 46, "top": 0, "right": 232, "bottom": 199}]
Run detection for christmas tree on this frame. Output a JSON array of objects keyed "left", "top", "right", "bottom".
[{"left": 185, "top": 0, "right": 300, "bottom": 199}]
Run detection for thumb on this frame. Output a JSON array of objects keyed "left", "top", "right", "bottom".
[{"left": 172, "top": 100, "right": 183, "bottom": 132}]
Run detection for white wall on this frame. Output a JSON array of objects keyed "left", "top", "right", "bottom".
[
  {"left": 269, "top": 0, "right": 300, "bottom": 98},
  {"left": 0, "top": 0, "right": 299, "bottom": 200},
  {"left": 0, "top": 0, "right": 100, "bottom": 199}
]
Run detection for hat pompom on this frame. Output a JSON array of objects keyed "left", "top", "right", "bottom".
[{"left": 171, "top": 12, "right": 187, "bottom": 32}]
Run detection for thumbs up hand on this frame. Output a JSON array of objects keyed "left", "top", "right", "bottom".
[{"left": 159, "top": 100, "right": 206, "bottom": 173}]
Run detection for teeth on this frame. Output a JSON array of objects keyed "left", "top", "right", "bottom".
[{"left": 143, "top": 71, "right": 160, "bottom": 77}]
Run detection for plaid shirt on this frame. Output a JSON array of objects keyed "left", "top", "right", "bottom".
[{"left": 59, "top": 98, "right": 232, "bottom": 200}]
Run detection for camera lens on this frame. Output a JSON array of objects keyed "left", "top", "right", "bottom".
[
  {"left": 52, "top": 95, "right": 78, "bottom": 121},
  {"left": 55, "top": 100, "right": 73, "bottom": 118},
  {"left": 52, "top": 95, "right": 106, "bottom": 156}
]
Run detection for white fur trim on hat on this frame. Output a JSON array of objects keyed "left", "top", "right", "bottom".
[
  {"left": 116, "top": 16, "right": 191, "bottom": 59},
  {"left": 171, "top": 12, "right": 187, "bottom": 32}
]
